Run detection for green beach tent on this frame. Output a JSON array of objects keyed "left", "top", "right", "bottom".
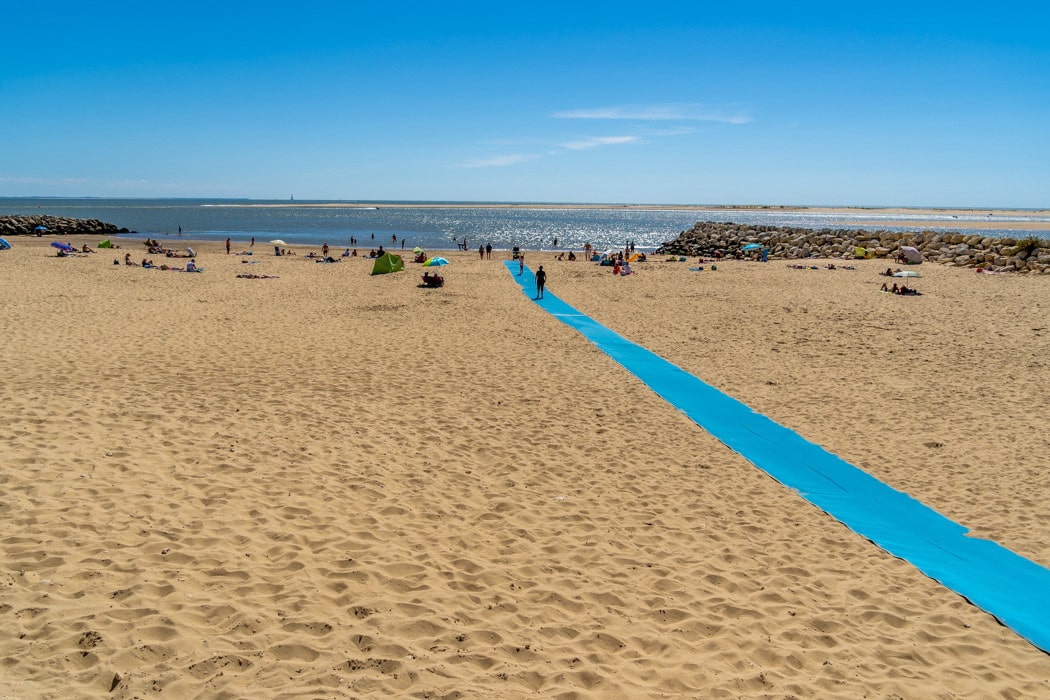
[
  {"left": 98, "top": 239, "right": 114, "bottom": 248},
  {"left": 370, "top": 252, "right": 405, "bottom": 275}
]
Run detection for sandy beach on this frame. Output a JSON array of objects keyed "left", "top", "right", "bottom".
[{"left": 1, "top": 238, "right": 1048, "bottom": 697}]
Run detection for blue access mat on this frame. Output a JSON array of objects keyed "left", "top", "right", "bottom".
[{"left": 505, "top": 261, "right": 1050, "bottom": 652}]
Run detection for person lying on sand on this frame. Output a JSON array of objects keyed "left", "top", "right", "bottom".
[
  {"left": 881, "top": 282, "right": 921, "bottom": 295},
  {"left": 237, "top": 273, "right": 279, "bottom": 279}
]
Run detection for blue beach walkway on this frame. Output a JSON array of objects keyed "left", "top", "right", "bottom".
[{"left": 505, "top": 261, "right": 1050, "bottom": 653}]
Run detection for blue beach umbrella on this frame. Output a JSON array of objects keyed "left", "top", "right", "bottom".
[
  {"left": 742, "top": 243, "right": 763, "bottom": 251},
  {"left": 423, "top": 257, "right": 449, "bottom": 267},
  {"left": 34, "top": 225, "right": 49, "bottom": 232},
  {"left": 51, "top": 241, "right": 74, "bottom": 251}
]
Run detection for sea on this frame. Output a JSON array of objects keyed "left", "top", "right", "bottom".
[{"left": 2, "top": 198, "right": 1047, "bottom": 252}]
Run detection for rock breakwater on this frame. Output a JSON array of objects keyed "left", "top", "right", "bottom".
[
  {"left": 0, "top": 215, "right": 128, "bottom": 237},
  {"left": 657, "top": 222, "right": 1050, "bottom": 273}
]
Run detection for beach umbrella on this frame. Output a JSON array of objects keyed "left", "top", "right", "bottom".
[
  {"left": 413, "top": 246, "right": 424, "bottom": 254},
  {"left": 423, "top": 257, "right": 449, "bottom": 267},
  {"left": 270, "top": 239, "right": 287, "bottom": 246},
  {"left": 901, "top": 246, "right": 923, "bottom": 264},
  {"left": 50, "top": 241, "right": 73, "bottom": 251},
  {"left": 742, "top": 243, "right": 765, "bottom": 252},
  {"left": 893, "top": 270, "right": 922, "bottom": 278},
  {"left": 34, "top": 225, "right": 49, "bottom": 232},
  {"left": 0, "top": 237, "right": 10, "bottom": 250}
]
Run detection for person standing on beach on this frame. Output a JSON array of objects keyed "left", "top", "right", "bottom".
[
  {"left": 518, "top": 252, "right": 525, "bottom": 276},
  {"left": 250, "top": 236, "right": 255, "bottom": 248},
  {"left": 225, "top": 237, "right": 231, "bottom": 254},
  {"left": 322, "top": 242, "right": 329, "bottom": 258},
  {"left": 479, "top": 244, "right": 485, "bottom": 259},
  {"left": 535, "top": 265, "right": 546, "bottom": 299},
  {"left": 485, "top": 243, "right": 492, "bottom": 259}
]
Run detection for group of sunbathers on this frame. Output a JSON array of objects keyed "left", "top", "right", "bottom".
[
  {"left": 118, "top": 251, "right": 200, "bottom": 271},
  {"left": 880, "top": 282, "right": 920, "bottom": 295},
  {"left": 420, "top": 271, "right": 444, "bottom": 287},
  {"left": 143, "top": 239, "right": 196, "bottom": 258}
]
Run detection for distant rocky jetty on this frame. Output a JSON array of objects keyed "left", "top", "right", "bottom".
[
  {"left": 0, "top": 215, "right": 128, "bottom": 237},
  {"left": 657, "top": 222, "right": 1050, "bottom": 273}
]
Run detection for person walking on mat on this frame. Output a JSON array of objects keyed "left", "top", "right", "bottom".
[{"left": 535, "top": 265, "right": 547, "bottom": 299}]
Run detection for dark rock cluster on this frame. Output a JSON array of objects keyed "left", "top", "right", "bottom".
[
  {"left": 656, "top": 222, "right": 1050, "bottom": 273},
  {"left": 0, "top": 215, "right": 129, "bottom": 237}
]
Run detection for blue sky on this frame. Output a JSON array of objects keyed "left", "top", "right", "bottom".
[{"left": 2, "top": 1, "right": 1047, "bottom": 206}]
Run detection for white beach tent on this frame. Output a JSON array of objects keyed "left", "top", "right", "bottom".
[{"left": 901, "top": 246, "right": 922, "bottom": 264}]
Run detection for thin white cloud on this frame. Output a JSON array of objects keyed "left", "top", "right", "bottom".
[
  {"left": 554, "top": 103, "right": 751, "bottom": 124},
  {"left": 461, "top": 123, "right": 668, "bottom": 169},
  {"left": 561, "top": 135, "right": 638, "bottom": 151},
  {"left": 460, "top": 154, "right": 537, "bottom": 168},
  {"left": 641, "top": 126, "right": 697, "bottom": 137}
]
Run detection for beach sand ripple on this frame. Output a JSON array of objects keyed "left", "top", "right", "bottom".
[{"left": 1, "top": 240, "right": 1048, "bottom": 697}]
